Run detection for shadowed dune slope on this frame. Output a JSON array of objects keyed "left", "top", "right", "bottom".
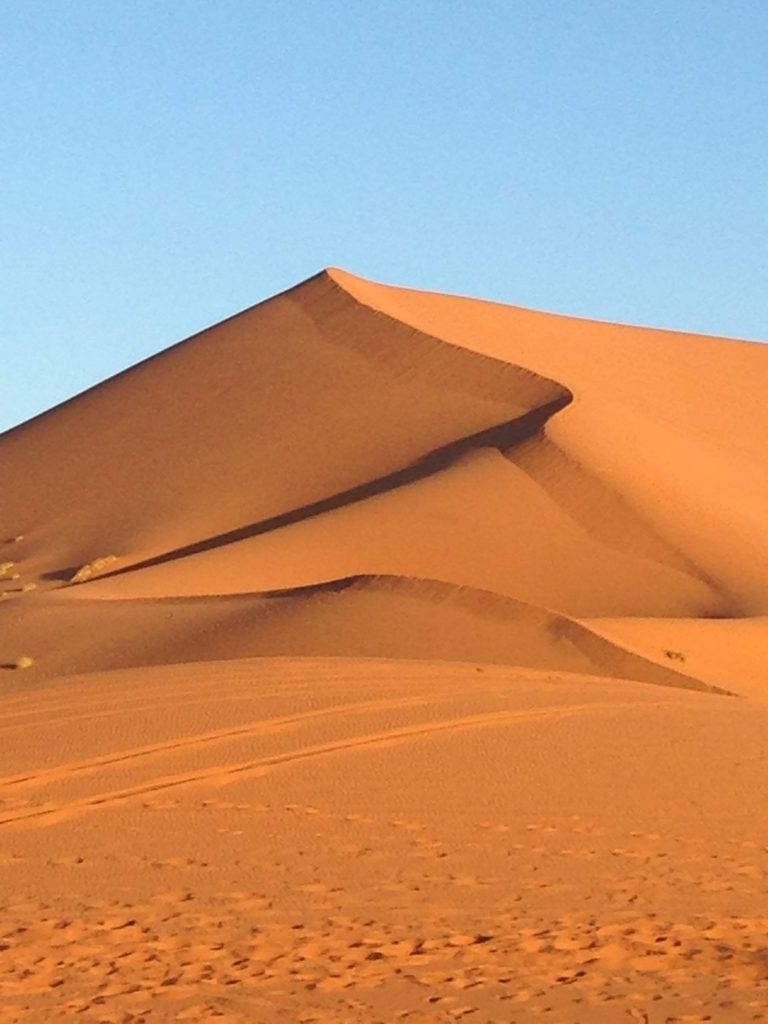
[{"left": 0, "top": 575, "right": 726, "bottom": 695}]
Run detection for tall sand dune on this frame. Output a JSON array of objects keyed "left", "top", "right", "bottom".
[
  {"left": 1, "top": 268, "right": 767, "bottom": 1021},
  {"left": 0, "top": 271, "right": 564, "bottom": 579}
]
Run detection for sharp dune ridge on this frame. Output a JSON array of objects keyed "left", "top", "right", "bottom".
[{"left": 1, "top": 268, "right": 768, "bottom": 1022}]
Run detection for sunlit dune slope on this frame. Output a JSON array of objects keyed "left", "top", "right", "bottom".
[
  {"left": 584, "top": 615, "right": 768, "bottom": 701},
  {"left": 332, "top": 269, "right": 768, "bottom": 613}
]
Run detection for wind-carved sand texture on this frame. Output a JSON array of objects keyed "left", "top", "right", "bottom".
[{"left": 1, "top": 269, "right": 767, "bottom": 1022}]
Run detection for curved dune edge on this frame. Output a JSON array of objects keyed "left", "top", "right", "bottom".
[
  {"left": 0, "top": 573, "right": 731, "bottom": 695},
  {"left": 86, "top": 396, "right": 571, "bottom": 587},
  {"left": 326, "top": 268, "right": 768, "bottom": 613},
  {"left": 0, "top": 270, "right": 569, "bottom": 577},
  {"left": 17, "top": 654, "right": 695, "bottom": 694},
  {"left": 255, "top": 574, "right": 732, "bottom": 696}
]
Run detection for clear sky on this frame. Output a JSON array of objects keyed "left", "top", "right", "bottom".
[{"left": 2, "top": 0, "right": 766, "bottom": 431}]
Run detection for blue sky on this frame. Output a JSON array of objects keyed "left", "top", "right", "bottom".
[{"left": 2, "top": 1, "right": 766, "bottom": 431}]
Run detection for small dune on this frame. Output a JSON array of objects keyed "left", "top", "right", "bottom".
[{"left": 0, "top": 575, "right": 729, "bottom": 694}]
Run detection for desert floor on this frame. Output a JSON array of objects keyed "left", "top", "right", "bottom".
[{"left": 2, "top": 658, "right": 768, "bottom": 1023}]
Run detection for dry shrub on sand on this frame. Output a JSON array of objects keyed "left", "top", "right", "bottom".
[{"left": 70, "top": 555, "right": 118, "bottom": 584}]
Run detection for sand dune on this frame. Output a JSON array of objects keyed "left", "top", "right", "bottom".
[
  {"left": 0, "top": 576, "right": 725, "bottom": 694},
  {"left": 77, "top": 446, "right": 723, "bottom": 619},
  {"left": 0, "top": 271, "right": 563, "bottom": 581},
  {"left": 1, "top": 268, "right": 767, "bottom": 1020}
]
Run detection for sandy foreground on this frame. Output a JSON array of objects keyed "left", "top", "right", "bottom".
[{"left": 1, "top": 269, "right": 768, "bottom": 1022}]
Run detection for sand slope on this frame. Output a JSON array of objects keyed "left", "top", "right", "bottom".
[
  {"left": 585, "top": 615, "right": 768, "bottom": 701},
  {"left": 0, "top": 576, "right": 725, "bottom": 693},
  {"left": 1, "top": 269, "right": 768, "bottom": 1021},
  {"left": 74, "top": 446, "right": 722, "bottom": 619}
]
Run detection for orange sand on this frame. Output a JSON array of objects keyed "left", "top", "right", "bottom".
[{"left": 1, "top": 269, "right": 767, "bottom": 1022}]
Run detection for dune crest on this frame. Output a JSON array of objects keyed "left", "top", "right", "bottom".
[{"left": 0, "top": 271, "right": 565, "bottom": 575}]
